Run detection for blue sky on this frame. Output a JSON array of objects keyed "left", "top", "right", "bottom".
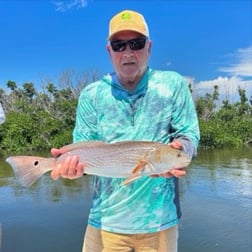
[{"left": 0, "top": 0, "right": 251, "bottom": 102}]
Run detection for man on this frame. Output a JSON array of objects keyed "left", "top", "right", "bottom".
[{"left": 51, "top": 9, "right": 200, "bottom": 252}]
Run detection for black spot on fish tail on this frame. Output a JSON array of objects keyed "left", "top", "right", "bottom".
[{"left": 34, "top": 160, "right": 39, "bottom": 166}]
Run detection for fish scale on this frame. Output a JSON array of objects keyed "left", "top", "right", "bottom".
[{"left": 59, "top": 144, "right": 154, "bottom": 177}]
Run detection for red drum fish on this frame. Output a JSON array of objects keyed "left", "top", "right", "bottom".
[{"left": 6, "top": 141, "right": 191, "bottom": 187}]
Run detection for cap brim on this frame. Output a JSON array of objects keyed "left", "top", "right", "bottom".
[{"left": 108, "top": 29, "right": 148, "bottom": 41}]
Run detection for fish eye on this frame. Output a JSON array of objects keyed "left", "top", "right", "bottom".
[
  {"left": 177, "top": 153, "right": 181, "bottom": 158},
  {"left": 34, "top": 160, "right": 39, "bottom": 166}
]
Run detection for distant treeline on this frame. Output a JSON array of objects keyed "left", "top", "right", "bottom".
[{"left": 0, "top": 71, "right": 251, "bottom": 153}]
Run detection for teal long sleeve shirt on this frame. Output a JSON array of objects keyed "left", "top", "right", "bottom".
[{"left": 73, "top": 68, "right": 200, "bottom": 234}]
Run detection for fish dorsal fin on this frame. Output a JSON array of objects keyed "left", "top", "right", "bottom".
[{"left": 59, "top": 141, "right": 107, "bottom": 154}]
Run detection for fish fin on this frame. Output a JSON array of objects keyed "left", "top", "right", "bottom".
[
  {"left": 122, "top": 159, "right": 148, "bottom": 186},
  {"left": 121, "top": 175, "right": 142, "bottom": 186},
  {"left": 6, "top": 156, "right": 54, "bottom": 187},
  {"left": 146, "top": 161, "right": 156, "bottom": 173},
  {"left": 59, "top": 141, "right": 107, "bottom": 154},
  {"left": 132, "top": 160, "right": 148, "bottom": 174}
]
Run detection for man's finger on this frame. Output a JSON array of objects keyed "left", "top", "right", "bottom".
[
  {"left": 169, "top": 140, "right": 183, "bottom": 150},
  {"left": 51, "top": 163, "right": 61, "bottom": 180},
  {"left": 169, "top": 169, "right": 186, "bottom": 177},
  {"left": 51, "top": 148, "right": 62, "bottom": 157}
]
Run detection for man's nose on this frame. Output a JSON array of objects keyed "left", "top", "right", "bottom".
[{"left": 123, "top": 44, "right": 134, "bottom": 54}]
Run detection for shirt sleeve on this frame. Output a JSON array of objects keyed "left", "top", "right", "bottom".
[
  {"left": 170, "top": 75, "right": 200, "bottom": 158},
  {"left": 73, "top": 84, "right": 99, "bottom": 143}
]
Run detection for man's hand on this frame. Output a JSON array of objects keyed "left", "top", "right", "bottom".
[
  {"left": 50, "top": 148, "right": 84, "bottom": 180},
  {"left": 151, "top": 140, "right": 186, "bottom": 178}
]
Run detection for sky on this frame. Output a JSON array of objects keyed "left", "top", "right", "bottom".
[{"left": 0, "top": 0, "right": 251, "bottom": 102}]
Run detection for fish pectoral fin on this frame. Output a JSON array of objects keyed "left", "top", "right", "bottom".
[
  {"left": 146, "top": 161, "right": 156, "bottom": 173},
  {"left": 131, "top": 160, "right": 148, "bottom": 174},
  {"left": 121, "top": 175, "right": 142, "bottom": 186},
  {"left": 121, "top": 160, "right": 148, "bottom": 186}
]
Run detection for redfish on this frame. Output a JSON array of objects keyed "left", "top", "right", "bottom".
[{"left": 6, "top": 141, "right": 191, "bottom": 187}]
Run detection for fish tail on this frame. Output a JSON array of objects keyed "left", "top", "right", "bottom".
[{"left": 5, "top": 156, "right": 53, "bottom": 187}]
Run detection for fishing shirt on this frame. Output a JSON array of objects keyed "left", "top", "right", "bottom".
[{"left": 73, "top": 67, "right": 200, "bottom": 234}]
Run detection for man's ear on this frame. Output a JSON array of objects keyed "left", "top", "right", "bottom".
[
  {"left": 147, "top": 40, "right": 152, "bottom": 54},
  {"left": 106, "top": 44, "right": 112, "bottom": 56}
]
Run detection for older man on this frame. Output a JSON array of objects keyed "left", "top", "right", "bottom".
[{"left": 51, "top": 10, "right": 200, "bottom": 252}]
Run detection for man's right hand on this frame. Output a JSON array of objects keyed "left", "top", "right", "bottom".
[{"left": 50, "top": 148, "right": 85, "bottom": 180}]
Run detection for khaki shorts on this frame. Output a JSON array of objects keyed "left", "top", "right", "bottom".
[{"left": 82, "top": 224, "right": 178, "bottom": 252}]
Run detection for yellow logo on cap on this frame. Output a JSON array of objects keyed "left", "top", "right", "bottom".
[{"left": 121, "top": 12, "right": 131, "bottom": 20}]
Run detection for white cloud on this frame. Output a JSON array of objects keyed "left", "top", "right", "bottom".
[
  {"left": 194, "top": 45, "right": 252, "bottom": 102},
  {"left": 195, "top": 76, "right": 252, "bottom": 102},
  {"left": 53, "top": 0, "right": 88, "bottom": 12},
  {"left": 218, "top": 46, "right": 252, "bottom": 77},
  {"left": 164, "top": 61, "right": 172, "bottom": 67}
]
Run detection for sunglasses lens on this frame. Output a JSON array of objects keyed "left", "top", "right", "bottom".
[
  {"left": 129, "top": 38, "right": 146, "bottom": 50},
  {"left": 111, "top": 38, "right": 146, "bottom": 52},
  {"left": 110, "top": 41, "right": 127, "bottom": 52}
]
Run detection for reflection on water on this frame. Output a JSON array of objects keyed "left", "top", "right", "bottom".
[{"left": 0, "top": 147, "right": 252, "bottom": 252}]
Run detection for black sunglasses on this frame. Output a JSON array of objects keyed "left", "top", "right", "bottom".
[{"left": 110, "top": 38, "right": 147, "bottom": 52}]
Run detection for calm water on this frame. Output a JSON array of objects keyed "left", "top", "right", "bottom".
[{"left": 0, "top": 147, "right": 251, "bottom": 252}]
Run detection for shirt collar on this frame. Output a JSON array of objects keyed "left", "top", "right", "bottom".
[{"left": 103, "top": 67, "right": 150, "bottom": 102}]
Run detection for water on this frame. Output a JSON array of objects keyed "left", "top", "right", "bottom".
[{"left": 0, "top": 147, "right": 251, "bottom": 252}]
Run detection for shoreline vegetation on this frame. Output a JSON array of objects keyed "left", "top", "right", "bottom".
[{"left": 0, "top": 72, "right": 251, "bottom": 153}]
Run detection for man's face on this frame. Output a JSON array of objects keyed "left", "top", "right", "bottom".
[{"left": 107, "top": 31, "right": 151, "bottom": 86}]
